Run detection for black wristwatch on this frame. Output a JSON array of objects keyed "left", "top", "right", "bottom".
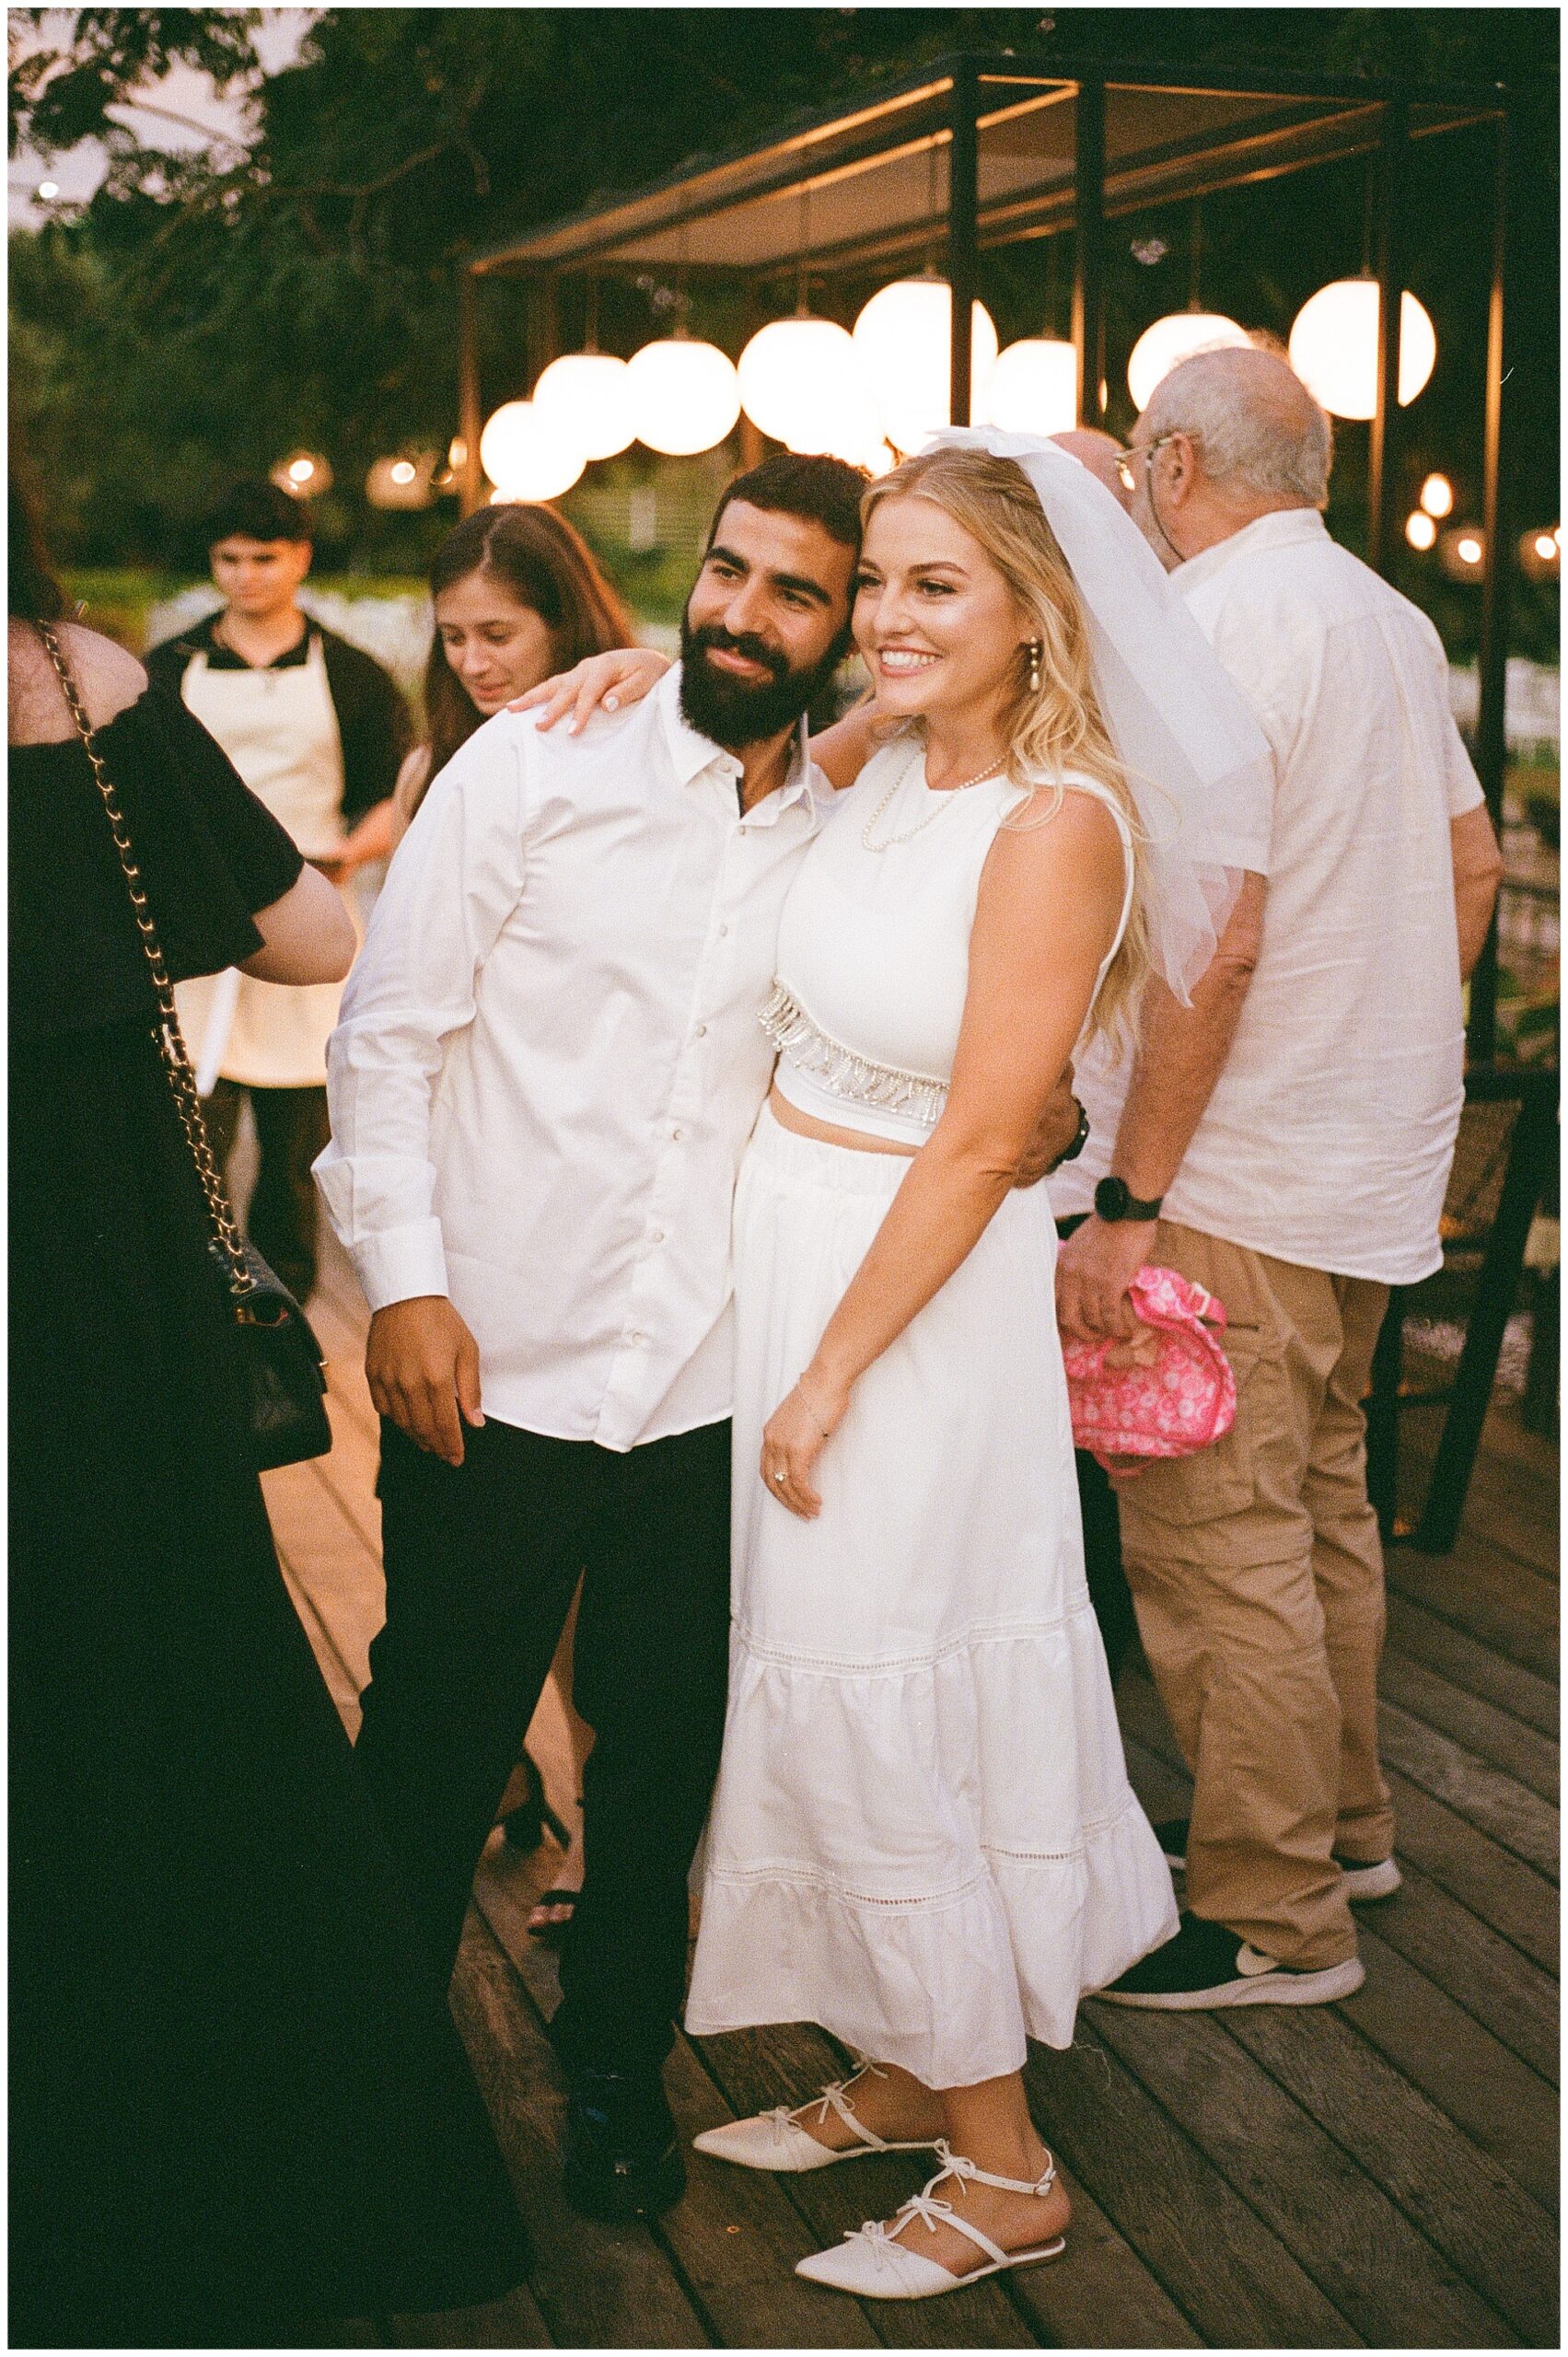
[
  {"left": 1046, "top": 1097, "right": 1091, "bottom": 1175},
  {"left": 1095, "top": 1174, "right": 1164, "bottom": 1224}
]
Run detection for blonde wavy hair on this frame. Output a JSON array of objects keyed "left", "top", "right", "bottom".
[{"left": 862, "top": 447, "right": 1150, "bottom": 1044}]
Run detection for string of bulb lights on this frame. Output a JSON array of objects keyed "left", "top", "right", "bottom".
[
  {"left": 273, "top": 265, "right": 1556, "bottom": 580},
  {"left": 467, "top": 260, "right": 1451, "bottom": 505}
]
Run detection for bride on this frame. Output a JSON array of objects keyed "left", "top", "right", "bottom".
[{"left": 520, "top": 428, "right": 1266, "bottom": 2298}]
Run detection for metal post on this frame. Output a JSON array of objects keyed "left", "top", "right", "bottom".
[
  {"left": 1073, "top": 77, "right": 1106, "bottom": 428},
  {"left": 947, "top": 60, "right": 979, "bottom": 428},
  {"left": 1366, "top": 96, "right": 1409, "bottom": 576},
  {"left": 1469, "top": 110, "right": 1513, "bottom": 1066},
  {"left": 458, "top": 264, "right": 483, "bottom": 516},
  {"left": 526, "top": 273, "right": 559, "bottom": 394}
]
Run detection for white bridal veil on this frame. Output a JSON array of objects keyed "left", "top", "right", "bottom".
[{"left": 926, "top": 425, "right": 1273, "bottom": 1002}]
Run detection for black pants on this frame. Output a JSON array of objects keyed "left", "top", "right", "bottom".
[
  {"left": 1057, "top": 1213, "right": 1139, "bottom": 1687},
  {"left": 357, "top": 1415, "right": 732, "bottom": 2073},
  {"left": 205, "top": 1079, "right": 330, "bottom": 1304}
]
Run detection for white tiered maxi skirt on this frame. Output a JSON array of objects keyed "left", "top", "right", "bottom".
[{"left": 684, "top": 1107, "right": 1179, "bottom": 2088}]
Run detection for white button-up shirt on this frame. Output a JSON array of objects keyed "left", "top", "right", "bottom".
[
  {"left": 316, "top": 668, "right": 828, "bottom": 1448},
  {"left": 1053, "top": 508, "right": 1484, "bottom": 1285}
]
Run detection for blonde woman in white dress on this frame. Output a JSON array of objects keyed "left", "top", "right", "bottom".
[{"left": 518, "top": 431, "right": 1269, "bottom": 2299}]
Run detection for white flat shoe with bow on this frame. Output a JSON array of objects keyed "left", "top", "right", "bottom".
[
  {"left": 692, "top": 2066, "right": 940, "bottom": 2174},
  {"left": 795, "top": 2141, "right": 1067, "bottom": 2297}
]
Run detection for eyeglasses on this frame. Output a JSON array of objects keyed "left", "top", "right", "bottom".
[{"left": 1114, "top": 432, "right": 1188, "bottom": 493}]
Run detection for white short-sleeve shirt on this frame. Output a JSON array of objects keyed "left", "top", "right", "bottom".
[{"left": 1052, "top": 508, "right": 1485, "bottom": 1286}]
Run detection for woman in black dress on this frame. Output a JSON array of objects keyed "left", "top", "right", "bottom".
[{"left": 9, "top": 487, "right": 530, "bottom": 2346}]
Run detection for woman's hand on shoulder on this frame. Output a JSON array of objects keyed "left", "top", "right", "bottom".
[{"left": 507, "top": 646, "right": 671, "bottom": 735}]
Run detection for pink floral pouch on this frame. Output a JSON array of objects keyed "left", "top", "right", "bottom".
[{"left": 1062, "top": 1266, "right": 1237, "bottom": 1477}]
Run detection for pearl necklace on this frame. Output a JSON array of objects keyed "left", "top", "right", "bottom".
[{"left": 860, "top": 747, "right": 1009, "bottom": 853}]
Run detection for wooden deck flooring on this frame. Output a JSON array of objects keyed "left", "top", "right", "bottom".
[{"left": 275, "top": 1233, "right": 1559, "bottom": 2350}]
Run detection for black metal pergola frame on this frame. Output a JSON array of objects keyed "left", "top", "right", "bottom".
[{"left": 461, "top": 48, "right": 1516, "bottom": 1051}]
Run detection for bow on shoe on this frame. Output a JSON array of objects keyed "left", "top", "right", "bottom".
[{"left": 766, "top": 2063, "right": 889, "bottom": 2141}]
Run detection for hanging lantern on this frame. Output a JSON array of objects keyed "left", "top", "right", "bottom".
[
  {"left": 852, "top": 277, "right": 998, "bottom": 455},
  {"left": 478, "top": 401, "right": 586, "bottom": 501},
  {"left": 1420, "top": 471, "right": 1454, "bottom": 519},
  {"left": 270, "top": 450, "right": 332, "bottom": 499},
  {"left": 1126, "top": 313, "right": 1249, "bottom": 412},
  {"left": 366, "top": 453, "right": 438, "bottom": 511},
  {"left": 737, "top": 316, "right": 874, "bottom": 452},
  {"left": 1405, "top": 510, "right": 1437, "bottom": 552},
  {"left": 628, "top": 337, "right": 741, "bottom": 457},
  {"left": 980, "top": 339, "right": 1077, "bottom": 435},
  {"left": 1287, "top": 281, "right": 1436, "bottom": 420},
  {"left": 532, "top": 352, "right": 636, "bottom": 462}
]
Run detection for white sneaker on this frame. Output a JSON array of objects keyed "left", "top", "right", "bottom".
[
  {"left": 692, "top": 2067, "right": 939, "bottom": 2174},
  {"left": 796, "top": 2142, "right": 1066, "bottom": 2299}
]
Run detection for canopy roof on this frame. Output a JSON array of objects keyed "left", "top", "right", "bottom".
[{"left": 470, "top": 52, "right": 1506, "bottom": 284}]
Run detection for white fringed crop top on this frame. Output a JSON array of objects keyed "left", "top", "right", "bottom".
[{"left": 764, "top": 738, "right": 1133, "bottom": 1147}]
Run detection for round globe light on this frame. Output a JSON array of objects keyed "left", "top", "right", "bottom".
[
  {"left": 271, "top": 450, "right": 333, "bottom": 498},
  {"left": 1420, "top": 470, "right": 1454, "bottom": 519},
  {"left": 1126, "top": 313, "right": 1249, "bottom": 412},
  {"left": 628, "top": 338, "right": 741, "bottom": 457},
  {"left": 532, "top": 352, "right": 636, "bottom": 462},
  {"left": 366, "top": 454, "right": 436, "bottom": 511},
  {"left": 1405, "top": 509, "right": 1437, "bottom": 552},
  {"left": 1287, "top": 280, "right": 1436, "bottom": 420},
  {"left": 980, "top": 338, "right": 1077, "bottom": 435},
  {"left": 478, "top": 401, "right": 587, "bottom": 501},
  {"left": 738, "top": 316, "right": 866, "bottom": 447},
  {"left": 1518, "top": 528, "right": 1560, "bottom": 582},
  {"left": 853, "top": 278, "right": 999, "bottom": 454}
]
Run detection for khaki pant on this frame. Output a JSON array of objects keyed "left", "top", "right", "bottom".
[{"left": 1117, "top": 1221, "right": 1395, "bottom": 1969}]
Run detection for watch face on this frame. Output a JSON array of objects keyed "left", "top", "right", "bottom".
[{"left": 1096, "top": 1175, "right": 1131, "bottom": 1222}]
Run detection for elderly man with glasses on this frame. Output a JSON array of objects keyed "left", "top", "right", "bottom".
[{"left": 1052, "top": 343, "right": 1503, "bottom": 2013}]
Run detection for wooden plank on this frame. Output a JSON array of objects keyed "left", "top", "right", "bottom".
[
  {"left": 1402, "top": 1428, "right": 1558, "bottom": 1579},
  {"left": 1026, "top": 2024, "right": 1361, "bottom": 2348},
  {"left": 690, "top": 2024, "right": 1036, "bottom": 2351},
  {"left": 1118, "top": 1667, "right": 1559, "bottom": 1975},
  {"left": 1376, "top": 1699, "right": 1559, "bottom": 1876},
  {"left": 1088, "top": 2004, "right": 1519, "bottom": 2348},
  {"left": 1333, "top": 1935, "right": 1558, "bottom": 2215},
  {"left": 1386, "top": 1591, "right": 1559, "bottom": 1738},
  {"left": 1376, "top": 1773, "right": 1558, "bottom": 1974},
  {"left": 262, "top": 1455, "right": 383, "bottom": 1697},
  {"left": 1378, "top": 1647, "right": 1559, "bottom": 1801},
  {"left": 1358, "top": 1864, "right": 1560, "bottom": 2087},
  {"left": 476, "top": 1845, "right": 1039, "bottom": 2351},
  {"left": 1221, "top": 2004, "right": 1558, "bottom": 2341},
  {"left": 1385, "top": 1543, "right": 1557, "bottom": 1683},
  {"left": 1121, "top": 1722, "right": 1560, "bottom": 2092},
  {"left": 450, "top": 1910, "right": 713, "bottom": 2349},
  {"left": 389, "top": 2286, "right": 553, "bottom": 2348}
]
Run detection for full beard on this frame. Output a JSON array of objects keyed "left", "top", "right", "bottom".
[{"left": 678, "top": 616, "right": 838, "bottom": 749}]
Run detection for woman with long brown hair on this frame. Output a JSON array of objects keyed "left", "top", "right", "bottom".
[{"left": 391, "top": 498, "right": 633, "bottom": 832}]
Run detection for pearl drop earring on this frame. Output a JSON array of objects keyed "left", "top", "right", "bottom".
[{"left": 1028, "top": 640, "right": 1043, "bottom": 694}]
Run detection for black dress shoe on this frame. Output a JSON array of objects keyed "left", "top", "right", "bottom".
[{"left": 562, "top": 2065, "right": 684, "bottom": 2223}]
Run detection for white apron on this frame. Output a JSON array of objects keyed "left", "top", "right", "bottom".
[{"left": 174, "top": 633, "right": 357, "bottom": 1088}]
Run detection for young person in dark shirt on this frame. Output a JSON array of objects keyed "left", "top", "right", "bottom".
[{"left": 147, "top": 481, "right": 412, "bottom": 1301}]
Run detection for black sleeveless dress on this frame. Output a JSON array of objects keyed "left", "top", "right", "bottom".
[{"left": 10, "top": 686, "right": 528, "bottom": 2345}]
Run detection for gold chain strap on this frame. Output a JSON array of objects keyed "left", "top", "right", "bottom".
[{"left": 36, "top": 621, "right": 258, "bottom": 1303}]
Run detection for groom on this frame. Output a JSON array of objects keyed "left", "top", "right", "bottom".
[{"left": 317, "top": 456, "right": 1081, "bottom": 2222}]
